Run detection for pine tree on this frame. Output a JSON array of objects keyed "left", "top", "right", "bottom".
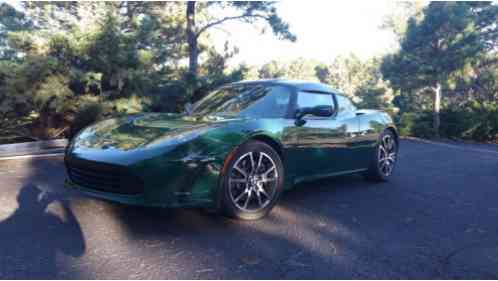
[{"left": 381, "top": 2, "right": 498, "bottom": 136}]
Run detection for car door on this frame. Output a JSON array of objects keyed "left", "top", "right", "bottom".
[
  {"left": 334, "top": 94, "right": 366, "bottom": 170},
  {"left": 292, "top": 91, "right": 358, "bottom": 180}
]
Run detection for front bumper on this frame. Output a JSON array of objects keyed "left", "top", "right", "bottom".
[
  {"left": 64, "top": 152, "right": 224, "bottom": 208},
  {"left": 65, "top": 177, "right": 216, "bottom": 208},
  {"left": 65, "top": 178, "right": 148, "bottom": 206}
]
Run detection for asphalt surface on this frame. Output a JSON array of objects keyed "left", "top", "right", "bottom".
[{"left": 0, "top": 139, "right": 497, "bottom": 279}]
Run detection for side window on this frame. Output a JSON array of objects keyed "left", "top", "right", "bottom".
[
  {"left": 335, "top": 94, "right": 356, "bottom": 114},
  {"left": 238, "top": 86, "right": 291, "bottom": 118},
  {"left": 296, "top": 91, "right": 334, "bottom": 109}
]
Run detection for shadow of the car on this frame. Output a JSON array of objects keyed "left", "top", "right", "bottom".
[{"left": 103, "top": 173, "right": 371, "bottom": 231}]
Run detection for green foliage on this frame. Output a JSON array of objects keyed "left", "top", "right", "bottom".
[
  {"left": 380, "top": 2, "right": 425, "bottom": 42},
  {"left": 70, "top": 96, "right": 105, "bottom": 138},
  {"left": 381, "top": 2, "right": 498, "bottom": 136},
  {"left": 0, "top": 1, "right": 496, "bottom": 145},
  {"left": 112, "top": 95, "right": 153, "bottom": 114},
  {"left": 382, "top": 2, "right": 497, "bottom": 140},
  {"left": 316, "top": 54, "right": 394, "bottom": 110},
  {"left": 0, "top": 56, "right": 64, "bottom": 119},
  {"left": 258, "top": 60, "right": 286, "bottom": 79},
  {"left": 285, "top": 58, "right": 320, "bottom": 81},
  {"left": 197, "top": 2, "right": 296, "bottom": 42},
  {"left": 33, "top": 75, "right": 73, "bottom": 113},
  {"left": 356, "top": 87, "right": 391, "bottom": 110},
  {"left": 0, "top": 2, "right": 32, "bottom": 59},
  {"left": 256, "top": 55, "right": 395, "bottom": 112},
  {"left": 0, "top": 1, "right": 252, "bottom": 140},
  {"left": 397, "top": 112, "right": 417, "bottom": 136},
  {"left": 456, "top": 101, "right": 498, "bottom": 142},
  {"left": 397, "top": 101, "right": 498, "bottom": 143},
  {"left": 317, "top": 54, "right": 369, "bottom": 96},
  {"left": 257, "top": 58, "right": 320, "bottom": 81},
  {"left": 187, "top": 44, "right": 264, "bottom": 103},
  {"left": 409, "top": 112, "right": 436, "bottom": 139},
  {"left": 184, "top": 1, "right": 294, "bottom": 85}
]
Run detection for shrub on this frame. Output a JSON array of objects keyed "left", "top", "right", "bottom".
[
  {"left": 439, "top": 107, "right": 473, "bottom": 139},
  {"left": 398, "top": 101, "right": 498, "bottom": 143},
  {"left": 397, "top": 111, "right": 435, "bottom": 138},
  {"left": 398, "top": 112, "right": 417, "bottom": 136},
  {"left": 112, "top": 95, "right": 153, "bottom": 114},
  {"left": 461, "top": 101, "right": 498, "bottom": 142},
  {"left": 69, "top": 96, "right": 105, "bottom": 138},
  {"left": 33, "top": 75, "right": 73, "bottom": 113},
  {"left": 411, "top": 115, "right": 436, "bottom": 139}
]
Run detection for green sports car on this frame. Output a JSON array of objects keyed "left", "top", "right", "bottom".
[{"left": 65, "top": 79, "right": 398, "bottom": 220}]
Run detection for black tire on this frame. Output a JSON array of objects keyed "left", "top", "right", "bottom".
[
  {"left": 365, "top": 129, "right": 398, "bottom": 182},
  {"left": 220, "top": 140, "right": 284, "bottom": 220}
]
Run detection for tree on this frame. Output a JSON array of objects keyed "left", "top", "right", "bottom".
[
  {"left": 381, "top": 2, "right": 498, "bottom": 136},
  {"left": 258, "top": 60, "right": 286, "bottom": 79},
  {"left": 2, "top": 1, "right": 269, "bottom": 140},
  {"left": 258, "top": 58, "right": 319, "bottom": 81},
  {"left": 316, "top": 54, "right": 367, "bottom": 98},
  {"left": 184, "top": 1, "right": 295, "bottom": 82},
  {"left": 285, "top": 58, "right": 320, "bottom": 81},
  {"left": 0, "top": 3, "right": 32, "bottom": 60},
  {"left": 315, "top": 54, "right": 394, "bottom": 109},
  {"left": 380, "top": 1, "right": 425, "bottom": 43},
  {"left": 191, "top": 43, "right": 245, "bottom": 102},
  {"left": 0, "top": 2, "right": 190, "bottom": 139}
]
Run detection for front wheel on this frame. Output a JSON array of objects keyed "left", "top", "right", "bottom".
[
  {"left": 365, "top": 130, "right": 398, "bottom": 182},
  {"left": 221, "top": 140, "right": 284, "bottom": 220}
]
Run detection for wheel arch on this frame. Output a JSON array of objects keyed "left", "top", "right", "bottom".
[
  {"left": 215, "top": 133, "right": 284, "bottom": 210},
  {"left": 248, "top": 134, "right": 284, "bottom": 159},
  {"left": 385, "top": 126, "right": 399, "bottom": 146}
]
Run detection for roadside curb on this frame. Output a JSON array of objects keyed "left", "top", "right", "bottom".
[
  {"left": 0, "top": 139, "right": 67, "bottom": 160},
  {"left": 401, "top": 135, "right": 497, "bottom": 146},
  {"left": 401, "top": 136, "right": 442, "bottom": 144},
  {"left": 0, "top": 151, "right": 65, "bottom": 161},
  {"left": 401, "top": 136, "right": 498, "bottom": 155}
]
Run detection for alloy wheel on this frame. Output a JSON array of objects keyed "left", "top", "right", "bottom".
[
  {"left": 228, "top": 151, "right": 278, "bottom": 212},
  {"left": 378, "top": 134, "right": 397, "bottom": 176}
]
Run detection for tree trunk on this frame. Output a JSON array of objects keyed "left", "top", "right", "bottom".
[
  {"left": 186, "top": 1, "right": 198, "bottom": 79},
  {"left": 433, "top": 83, "right": 441, "bottom": 137}
]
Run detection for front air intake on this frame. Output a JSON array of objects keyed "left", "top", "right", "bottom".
[{"left": 66, "top": 157, "right": 143, "bottom": 195}]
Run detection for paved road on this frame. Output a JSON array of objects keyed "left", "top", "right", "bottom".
[{"left": 0, "top": 140, "right": 497, "bottom": 279}]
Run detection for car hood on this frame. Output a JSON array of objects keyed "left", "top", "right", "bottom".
[{"left": 70, "top": 113, "right": 230, "bottom": 153}]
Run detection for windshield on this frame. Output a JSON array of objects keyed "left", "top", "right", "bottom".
[{"left": 191, "top": 84, "right": 271, "bottom": 117}]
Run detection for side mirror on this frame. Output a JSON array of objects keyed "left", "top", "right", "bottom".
[
  {"left": 295, "top": 105, "right": 334, "bottom": 119},
  {"left": 295, "top": 105, "right": 334, "bottom": 126},
  {"left": 311, "top": 105, "right": 334, "bottom": 117}
]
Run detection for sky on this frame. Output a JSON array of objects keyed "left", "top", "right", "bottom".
[{"left": 210, "top": 1, "right": 402, "bottom": 67}]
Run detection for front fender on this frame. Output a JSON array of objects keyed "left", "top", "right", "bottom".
[{"left": 132, "top": 118, "right": 290, "bottom": 208}]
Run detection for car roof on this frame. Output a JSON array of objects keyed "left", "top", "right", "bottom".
[{"left": 229, "top": 79, "right": 341, "bottom": 94}]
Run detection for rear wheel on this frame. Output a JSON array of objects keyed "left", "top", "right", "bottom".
[
  {"left": 365, "top": 130, "right": 398, "bottom": 182},
  {"left": 221, "top": 140, "right": 284, "bottom": 220}
]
